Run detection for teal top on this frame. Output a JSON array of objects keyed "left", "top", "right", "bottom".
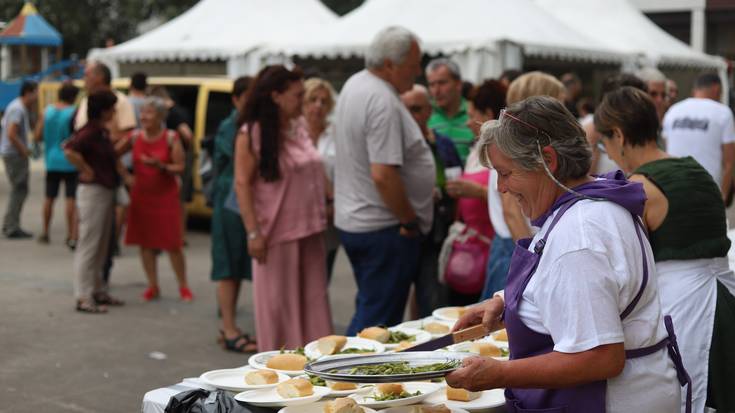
[
  {"left": 634, "top": 156, "right": 731, "bottom": 261},
  {"left": 428, "top": 98, "right": 474, "bottom": 163},
  {"left": 43, "top": 105, "right": 77, "bottom": 172},
  {"left": 210, "top": 109, "right": 251, "bottom": 280}
]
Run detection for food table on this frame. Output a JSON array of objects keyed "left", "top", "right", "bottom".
[{"left": 141, "top": 308, "right": 508, "bottom": 413}]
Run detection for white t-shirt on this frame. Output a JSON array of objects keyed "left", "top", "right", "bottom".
[
  {"left": 520, "top": 199, "right": 679, "bottom": 413},
  {"left": 487, "top": 171, "right": 511, "bottom": 238},
  {"left": 663, "top": 97, "right": 735, "bottom": 187},
  {"left": 581, "top": 115, "right": 618, "bottom": 175}
]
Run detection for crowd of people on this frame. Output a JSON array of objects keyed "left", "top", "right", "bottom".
[{"left": 1, "top": 23, "right": 734, "bottom": 413}]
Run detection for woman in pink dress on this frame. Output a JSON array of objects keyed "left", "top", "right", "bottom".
[{"left": 234, "top": 65, "right": 332, "bottom": 351}]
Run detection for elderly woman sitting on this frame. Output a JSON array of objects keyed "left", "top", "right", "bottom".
[
  {"left": 118, "top": 97, "right": 192, "bottom": 302},
  {"left": 447, "top": 96, "right": 688, "bottom": 413}
]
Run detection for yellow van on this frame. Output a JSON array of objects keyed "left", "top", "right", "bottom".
[{"left": 38, "top": 77, "right": 235, "bottom": 218}]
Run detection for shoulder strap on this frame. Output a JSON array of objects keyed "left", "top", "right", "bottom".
[{"left": 533, "top": 198, "right": 582, "bottom": 255}]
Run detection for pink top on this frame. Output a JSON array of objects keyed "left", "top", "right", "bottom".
[
  {"left": 244, "top": 118, "right": 327, "bottom": 246},
  {"left": 456, "top": 169, "right": 494, "bottom": 239}
]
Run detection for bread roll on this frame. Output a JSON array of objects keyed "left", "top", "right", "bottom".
[
  {"left": 448, "top": 307, "right": 467, "bottom": 319},
  {"left": 276, "top": 378, "right": 314, "bottom": 398},
  {"left": 470, "top": 342, "right": 502, "bottom": 357},
  {"left": 494, "top": 329, "right": 508, "bottom": 342},
  {"left": 395, "top": 340, "right": 414, "bottom": 351},
  {"left": 266, "top": 353, "right": 307, "bottom": 371},
  {"left": 245, "top": 369, "right": 279, "bottom": 385},
  {"left": 413, "top": 405, "right": 451, "bottom": 413},
  {"left": 446, "top": 385, "right": 481, "bottom": 401},
  {"left": 377, "top": 383, "right": 405, "bottom": 396},
  {"left": 323, "top": 397, "right": 364, "bottom": 413},
  {"left": 318, "top": 335, "right": 348, "bottom": 355},
  {"left": 423, "top": 322, "right": 450, "bottom": 334},
  {"left": 326, "top": 380, "right": 358, "bottom": 391},
  {"left": 358, "top": 326, "right": 390, "bottom": 343}
]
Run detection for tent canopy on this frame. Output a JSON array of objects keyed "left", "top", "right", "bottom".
[
  {"left": 266, "top": 0, "right": 625, "bottom": 65},
  {"left": 91, "top": 0, "right": 337, "bottom": 63},
  {"left": 535, "top": 0, "right": 725, "bottom": 69},
  {"left": 0, "top": 3, "right": 62, "bottom": 47}
]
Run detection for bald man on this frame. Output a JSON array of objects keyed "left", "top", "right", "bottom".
[{"left": 400, "top": 84, "right": 462, "bottom": 317}]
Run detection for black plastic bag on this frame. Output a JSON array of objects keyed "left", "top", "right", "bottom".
[{"left": 164, "top": 389, "right": 253, "bottom": 413}]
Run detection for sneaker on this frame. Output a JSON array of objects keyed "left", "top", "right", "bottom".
[
  {"left": 37, "top": 234, "right": 50, "bottom": 244},
  {"left": 142, "top": 286, "right": 160, "bottom": 302},
  {"left": 6, "top": 229, "right": 33, "bottom": 239},
  {"left": 179, "top": 287, "right": 194, "bottom": 302}
]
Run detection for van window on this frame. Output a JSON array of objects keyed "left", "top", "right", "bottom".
[{"left": 205, "top": 91, "right": 233, "bottom": 138}]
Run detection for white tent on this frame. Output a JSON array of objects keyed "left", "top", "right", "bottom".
[
  {"left": 263, "top": 0, "right": 628, "bottom": 83},
  {"left": 89, "top": 0, "right": 338, "bottom": 77},
  {"left": 535, "top": 0, "right": 726, "bottom": 70}
]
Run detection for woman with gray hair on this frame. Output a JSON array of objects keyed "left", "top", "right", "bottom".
[
  {"left": 118, "top": 97, "right": 192, "bottom": 302},
  {"left": 447, "top": 96, "right": 688, "bottom": 412}
]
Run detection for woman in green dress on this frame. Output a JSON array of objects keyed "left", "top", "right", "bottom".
[
  {"left": 210, "top": 77, "right": 256, "bottom": 352},
  {"left": 596, "top": 86, "right": 735, "bottom": 412}
]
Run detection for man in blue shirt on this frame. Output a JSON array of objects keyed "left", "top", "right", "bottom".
[{"left": 1, "top": 81, "right": 37, "bottom": 239}]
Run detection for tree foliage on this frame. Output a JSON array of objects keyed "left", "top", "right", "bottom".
[{"left": 0, "top": 0, "right": 363, "bottom": 59}]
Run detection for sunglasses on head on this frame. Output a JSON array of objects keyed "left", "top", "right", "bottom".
[{"left": 499, "top": 109, "right": 552, "bottom": 143}]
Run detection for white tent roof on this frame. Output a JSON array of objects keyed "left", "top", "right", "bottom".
[
  {"left": 265, "top": 0, "right": 626, "bottom": 64},
  {"left": 90, "top": 0, "right": 338, "bottom": 62},
  {"left": 535, "top": 0, "right": 725, "bottom": 69}
]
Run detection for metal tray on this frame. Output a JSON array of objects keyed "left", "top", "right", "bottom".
[{"left": 303, "top": 351, "right": 471, "bottom": 383}]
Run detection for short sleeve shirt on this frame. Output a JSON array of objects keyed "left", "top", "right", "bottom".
[
  {"left": 74, "top": 90, "right": 137, "bottom": 137},
  {"left": 663, "top": 97, "right": 735, "bottom": 187},
  {"left": 0, "top": 98, "right": 29, "bottom": 156},
  {"left": 428, "top": 99, "right": 474, "bottom": 163},
  {"left": 334, "top": 70, "right": 436, "bottom": 234},
  {"left": 64, "top": 122, "right": 119, "bottom": 189},
  {"left": 520, "top": 199, "right": 679, "bottom": 413}
]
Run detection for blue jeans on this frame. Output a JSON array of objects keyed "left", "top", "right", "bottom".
[
  {"left": 340, "top": 226, "right": 421, "bottom": 336},
  {"left": 480, "top": 235, "right": 515, "bottom": 300}
]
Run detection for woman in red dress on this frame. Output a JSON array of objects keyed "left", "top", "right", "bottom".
[{"left": 119, "top": 97, "right": 193, "bottom": 301}]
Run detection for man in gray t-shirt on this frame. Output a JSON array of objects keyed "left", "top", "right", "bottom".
[
  {"left": 1, "top": 81, "right": 37, "bottom": 238},
  {"left": 334, "top": 27, "right": 435, "bottom": 335}
]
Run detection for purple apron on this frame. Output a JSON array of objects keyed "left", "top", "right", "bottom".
[{"left": 502, "top": 171, "right": 692, "bottom": 413}]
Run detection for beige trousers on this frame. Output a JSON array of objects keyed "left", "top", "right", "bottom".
[{"left": 74, "top": 184, "right": 114, "bottom": 301}]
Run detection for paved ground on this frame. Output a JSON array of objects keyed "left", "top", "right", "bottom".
[{"left": 0, "top": 160, "right": 360, "bottom": 413}]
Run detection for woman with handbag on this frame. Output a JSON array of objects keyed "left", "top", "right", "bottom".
[{"left": 442, "top": 80, "right": 508, "bottom": 305}]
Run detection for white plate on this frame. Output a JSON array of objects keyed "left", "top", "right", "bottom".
[
  {"left": 382, "top": 405, "right": 469, "bottom": 413},
  {"left": 200, "top": 367, "right": 290, "bottom": 392},
  {"left": 424, "top": 388, "right": 506, "bottom": 411},
  {"left": 248, "top": 351, "right": 306, "bottom": 376},
  {"left": 277, "top": 402, "right": 378, "bottom": 413},
  {"left": 325, "top": 382, "right": 374, "bottom": 397},
  {"left": 234, "top": 385, "right": 330, "bottom": 407},
  {"left": 304, "top": 337, "right": 385, "bottom": 360},
  {"left": 349, "top": 382, "right": 441, "bottom": 409},
  {"left": 432, "top": 306, "right": 466, "bottom": 323},
  {"left": 396, "top": 318, "right": 455, "bottom": 338},
  {"left": 384, "top": 327, "right": 432, "bottom": 350},
  {"left": 447, "top": 337, "right": 509, "bottom": 360}
]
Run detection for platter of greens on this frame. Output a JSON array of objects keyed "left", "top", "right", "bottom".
[{"left": 304, "top": 351, "right": 470, "bottom": 383}]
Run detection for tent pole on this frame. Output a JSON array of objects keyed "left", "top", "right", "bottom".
[
  {"left": 20, "top": 44, "right": 28, "bottom": 75},
  {"left": 0, "top": 45, "right": 9, "bottom": 81}
]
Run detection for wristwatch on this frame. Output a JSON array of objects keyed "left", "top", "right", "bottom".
[
  {"left": 247, "top": 231, "right": 260, "bottom": 240},
  {"left": 400, "top": 219, "right": 420, "bottom": 233}
]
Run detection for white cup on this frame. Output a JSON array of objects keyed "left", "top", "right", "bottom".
[{"left": 445, "top": 166, "right": 462, "bottom": 181}]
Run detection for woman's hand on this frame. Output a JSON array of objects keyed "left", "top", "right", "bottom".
[
  {"left": 445, "top": 356, "right": 504, "bottom": 391},
  {"left": 248, "top": 234, "right": 267, "bottom": 264},
  {"left": 446, "top": 179, "right": 486, "bottom": 199},
  {"left": 141, "top": 154, "right": 163, "bottom": 169},
  {"left": 453, "top": 296, "right": 505, "bottom": 333},
  {"left": 79, "top": 167, "right": 95, "bottom": 182}
]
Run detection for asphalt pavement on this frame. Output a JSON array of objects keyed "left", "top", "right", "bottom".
[{"left": 0, "top": 159, "right": 359, "bottom": 412}]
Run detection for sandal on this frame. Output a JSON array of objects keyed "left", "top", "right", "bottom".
[
  {"left": 65, "top": 238, "right": 77, "bottom": 251},
  {"left": 179, "top": 287, "right": 194, "bottom": 302},
  {"left": 221, "top": 332, "right": 258, "bottom": 353},
  {"left": 76, "top": 299, "right": 107, "bottom": 314},
  {"left": 93, "top": 292, "right": 125, "bottom": 306}
]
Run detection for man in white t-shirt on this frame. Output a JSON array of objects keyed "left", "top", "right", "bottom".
[{"left": 663, "top": 73, "right": 735, "bottom": 200}]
